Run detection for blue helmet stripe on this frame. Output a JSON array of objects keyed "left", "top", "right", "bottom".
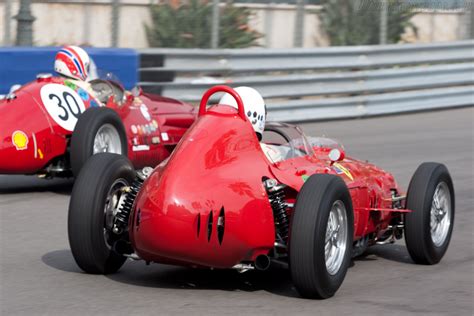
[
  {"left": 73, "top": 59, "right": 84, "bottom": 77},
  {"left": 59, "top": 49, "right": 73, "bottom": 57}
]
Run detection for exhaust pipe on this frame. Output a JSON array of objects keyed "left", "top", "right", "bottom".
[{"left": 255, "top": 255, "right": 271, "bottom": 271}]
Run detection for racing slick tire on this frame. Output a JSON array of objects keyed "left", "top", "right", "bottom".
[
  {"left": 68, "top": 153, "right": 135, "bottom": 274},
  {"left": 290, "top": 174, "right": 354, "bottom": 299},
  {"left": 405, "top": 162, "right": 454, "bottom": 265},
  {"left": 71, "top": 107, "right": 128, "bottom": 177}
]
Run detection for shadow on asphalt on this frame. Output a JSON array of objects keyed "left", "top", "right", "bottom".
[
  {"left": 0, "top": 175, "right": 73, "bottom": 194},
  {"left": 42, "top": 244, "right": 414, "bottom": 299},
  {"left": 41, "top": 250, "right": 82, "bottom": 273},
  {"left": 41, "top": 249, "right": 301, "bottom": 298},
  {"left": 109, "top": 262, "right": 301, "bottom": 298},
  {"left": 361, "top": 244, "right": 414, "bottom": 265}
]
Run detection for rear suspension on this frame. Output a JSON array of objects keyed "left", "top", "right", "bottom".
[
  {"left": 264, "top": 178, "right": 290, "bottom": 243},
  {"left": 113, "top": 167, "right": 153, "bottom": 234}
]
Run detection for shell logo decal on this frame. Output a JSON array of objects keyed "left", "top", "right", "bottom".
[{"left": 12, "top": 130, "right": 29, "bottom": 150}]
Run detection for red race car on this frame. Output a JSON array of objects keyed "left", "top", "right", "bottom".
[
  {"left": 68, "top": 86, "right": 454, "bottom": 299},
  {"left": 0, "top": 73, "right": 196, "bottom": 177}
]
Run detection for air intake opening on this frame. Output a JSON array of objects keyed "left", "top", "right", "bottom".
[
  {"left": 217, "top": 207, "right": 225, "bottom": 245},
  {"left": 207, "top": 211, "right": 213, "bottom": 242},
  {"left": 196, "top": 213, "right": 201, "bottom": 238},
  {"left": 135, "top": 208, "right": 141, "bottom": 231}
]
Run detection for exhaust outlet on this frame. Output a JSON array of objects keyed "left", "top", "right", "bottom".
[{"left": 255, "top": 255, "right": 271, "bottom": 271}]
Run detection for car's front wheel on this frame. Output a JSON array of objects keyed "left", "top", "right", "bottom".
[
  {"left": 405, "top": 162, "right": 455, "bottom": 265},
  {"left": 290, "top": 174, "right": 354, "bottom": 299}
]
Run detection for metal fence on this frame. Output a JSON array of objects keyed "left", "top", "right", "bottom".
[{"left": 139, "top": 40, "right": 474, "bottom": 121}]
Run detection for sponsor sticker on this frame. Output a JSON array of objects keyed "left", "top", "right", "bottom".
[
  {"left": 12, "top": 130, "right": 28, "bottom": 150},
  {"left": 133, "top": 97, "right": 143, "bottom": 106},
  {"left": 89, "top": 99, "right": 99, "bottom": 108},
  {"left": 64, "top": 80, "right": 76, "bottom": 90},
  {"left": 161, "top": 132, "right": 169, "bottom": 141},
  {"left": 132, "top": 145, "right": 150, "bottom": 152},
  {"left": 140, "top": 104, "right": 151, "bottom": 121},
  {"left": 141, "top": 124, "right": 152, "bottom": 134},
  {"left": 131, "top": 125, "right": 138, "bottom": 134},
  {"left": 77, "top": 88, "right": 89, "bottom": 101}
]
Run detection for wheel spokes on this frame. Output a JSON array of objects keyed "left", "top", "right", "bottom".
[
  {"left": 430, "top": 182, "right": 451, "bottom": 247},
  {"left": 325, "top": 200, "right": 348, "bottom": 276}
]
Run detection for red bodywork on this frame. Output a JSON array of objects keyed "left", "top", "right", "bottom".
[
  {"left": 129, "top": 86, "right": 408, "bottom": 268},
  {"left": 0, "top": 76, "right": 196, "bottom": 176}
]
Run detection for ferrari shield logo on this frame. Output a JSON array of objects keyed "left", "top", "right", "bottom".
[{"left": 333, "top": 162, "right": 354, "bottom": 181}]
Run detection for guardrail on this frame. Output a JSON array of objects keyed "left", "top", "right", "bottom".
[{"left": 139, "top": 41, "right": 474, "bottom": 122}]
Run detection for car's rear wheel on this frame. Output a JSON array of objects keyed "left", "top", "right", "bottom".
[
  {"left": 405, "top": 162, "right": 454, "bottom": 265},
  {"left": 290, "top": 174, "right": 354, "bottom": 299},
  {"left": 68, "top": 153, "right": 135, "bottom": 274},
  {"left": 71, "top": 107, "right": 127, "bottom": 177}
]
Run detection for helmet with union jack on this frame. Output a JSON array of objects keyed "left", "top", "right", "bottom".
[{"left": 54, "top": 46, "right": 90, "bottom": 81}]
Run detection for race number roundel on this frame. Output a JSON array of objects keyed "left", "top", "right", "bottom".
[{"left": 40, "top": 83, "right": 86, "bottom": 131}]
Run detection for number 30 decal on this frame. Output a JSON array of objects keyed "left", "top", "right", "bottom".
[{"left": 40, "top": 84, "right": 86, "bottom": 131}]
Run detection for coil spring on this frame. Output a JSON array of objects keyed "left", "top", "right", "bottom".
[
  {"left": 267, "top": 184, "right": 289, "bottom": 242},
  {"left": 113, "top": 176, "right": 144, "bottom": 234}
]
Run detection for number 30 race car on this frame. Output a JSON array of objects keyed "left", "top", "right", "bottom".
[
  {"left": 0, "top": 74, "right": 196, "bottom": 177},
  {"left": 68, "top": 86, "right": 454, "bottom": 299}
]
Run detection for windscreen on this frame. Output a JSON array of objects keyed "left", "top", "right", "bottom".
[{"left": 262, "top": 123, "right": 314, "bottom": 163}]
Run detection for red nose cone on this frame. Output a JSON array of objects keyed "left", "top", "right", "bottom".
[{"left": 0, "top": 91, "right": 62, "bottom": 174}]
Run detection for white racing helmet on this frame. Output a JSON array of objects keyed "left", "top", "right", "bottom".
[
  {"left": 54, "top": 46, "right": 91, "bottom": 81},
  {"left": 219, "top": 86, "right": 266, "bottom": 139}
]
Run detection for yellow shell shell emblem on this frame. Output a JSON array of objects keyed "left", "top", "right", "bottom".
[{"left": 12, "top": 130, "right": 28, "bottom": 150}]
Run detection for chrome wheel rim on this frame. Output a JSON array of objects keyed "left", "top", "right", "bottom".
[
  {"left": 93, "top": 124, "right": 122, "bottom": 154},
  {"left": 103, "top": 178, "right": 128, "bottom": 249},
  {"left": 325, "top": 200, "right": 348, "bottom": 275},
  {"left": 430, "top": 182, "right": 451, "bottom": 247}
]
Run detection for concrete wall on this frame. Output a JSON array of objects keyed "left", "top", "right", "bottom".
[
  {"left": 251, "top": 4, "right": 470, "bottom": 47},
  {"left": 246, "top": 4, "right": 329, "bottom": 48},
  {"left": 405, "top": 11, "right": 468, "bottom": 43},
  {"left": 0, "top": 1, "right": 470, "bottom": 48},
  {"left": 1, "top": 0, "right": 155, "bottom": 47}
]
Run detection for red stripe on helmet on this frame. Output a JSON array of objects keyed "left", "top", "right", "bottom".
[
  {"left": 64, "top": 46, "right": 86, "bottom": 78},
  {"left": 56, "top": 52, "right": 80, "bottom": 79}
]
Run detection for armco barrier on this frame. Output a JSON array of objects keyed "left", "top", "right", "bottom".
[
  {"left": 0, "top": 47, "right": 138, "bottom": 94},
  {"left": 139, "top": 41, "right": 474, "bottom": 121}
]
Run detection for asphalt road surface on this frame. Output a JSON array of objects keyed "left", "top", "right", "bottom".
[{"left": 1, "top": 108, "right": 473, "bottom": 315}]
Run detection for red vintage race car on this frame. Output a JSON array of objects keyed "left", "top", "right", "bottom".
[
  {"left": 68, "top": 86, "right": 454, "bottom": 299},
  {"left": 0, "top": 73, "right": 196, "bottom": 177}
]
